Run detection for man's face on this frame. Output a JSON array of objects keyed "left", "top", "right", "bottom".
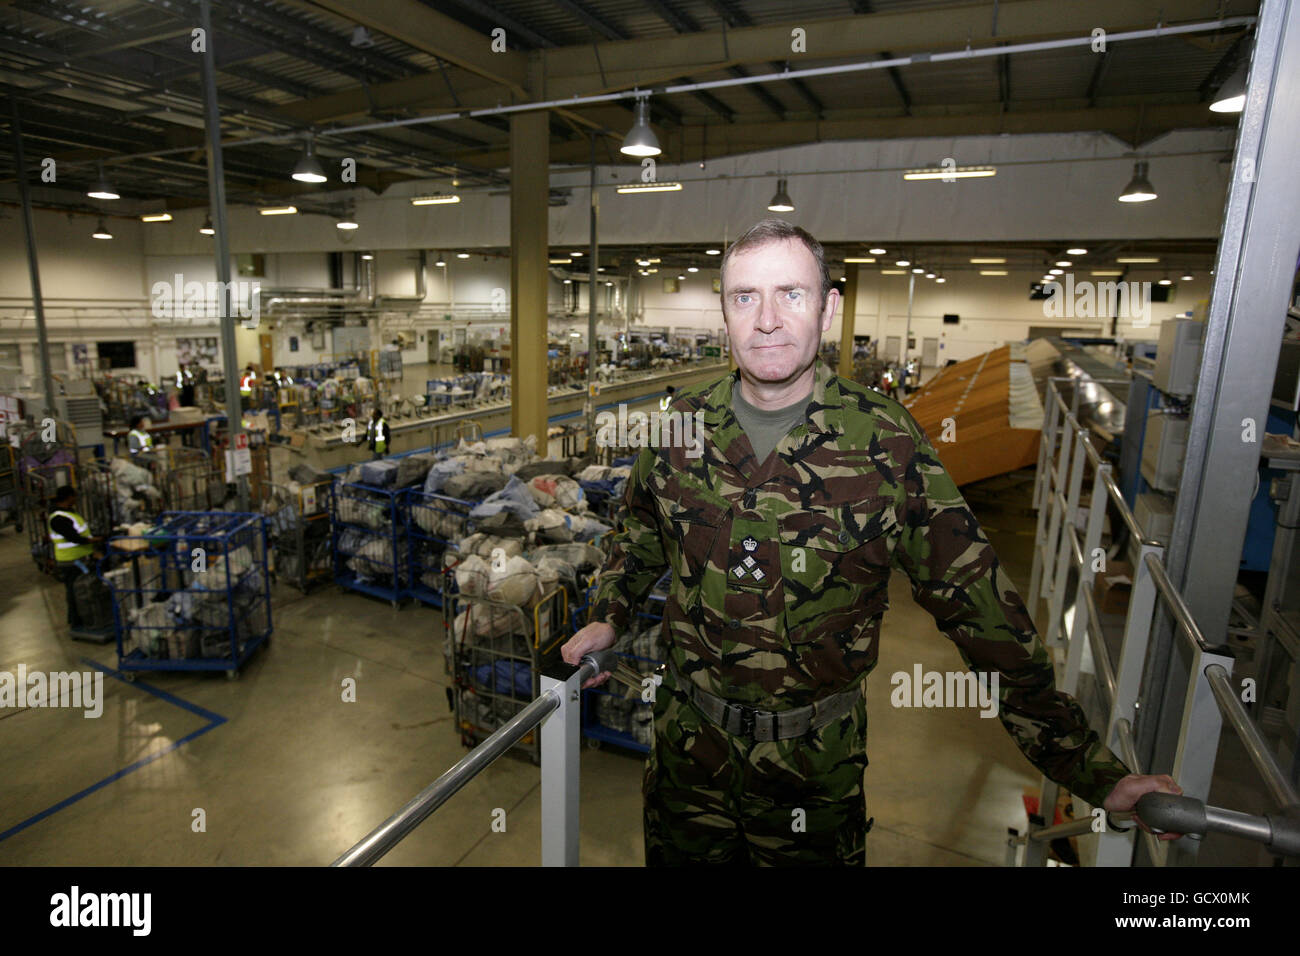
[{"left": 721, "top": 238, "right": 838, "bottom": 386}]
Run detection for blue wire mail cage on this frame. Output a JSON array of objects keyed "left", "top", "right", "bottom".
[
  {"left": 404, "top": 488, "right": 477, "bottom": 608},
  {"left": 100, "top": 511, "right": 272, "bottom": 680},
  {"left": 332, "top": 481, "right": 407, "bottom": 606}
]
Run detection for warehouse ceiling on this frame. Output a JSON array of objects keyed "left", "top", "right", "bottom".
[{"left": 0, "top": 0, "right": 1257, "bottom": 218}]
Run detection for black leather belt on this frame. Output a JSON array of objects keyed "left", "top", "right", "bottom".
[{"left": 668, "top": 663, "right": 861, "bottom": 742}]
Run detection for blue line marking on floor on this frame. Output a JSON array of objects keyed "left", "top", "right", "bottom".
[{"left": 0, "top": 661, "right": 228, "bottom": 844}]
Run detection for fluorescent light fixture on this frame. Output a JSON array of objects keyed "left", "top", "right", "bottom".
[
  {"left": 925, "top": 272, "right": 936, "bottom": 279},
  {"left": 1118, "top": 161, "right": 1157, "bottom": 203},
  {"left": 1181, "top": 273, "right": 1194, "bottom": 281},
  {"left": 979, "top": 269, "right": 1008, "bottom": 276},
  {"left": 411, "top": 194, "right": 460, "bottom": 205},
  {"left": 636, "top": 259, "right": 650, "bottom": 267},
  {"left": 605, "top": 281, "right": 613, "bottom": 286},
  {"left": 91, "top": 218, "right": 113, "bottom": 239},
  {"left": 904, "top": 165, "right": 996, "bottom": 180},
  {"left": 868, "top": 247, "right": 887, "bottom": 255},
  {"left": 1049, "top": 268, "right": 1064, "bottom": 275},
  {"left": 1158, "top": 278, "right": 1173, "bottom": 286},
  {"left": 1090, "top": 270, "right": 1124, "bottom": 276},
  {"left": 934, "top": 276, "right": 946, "bottom": 284},
  {"left": 839, "top": 276, "right": 847, "bottom": 282},
  {"left": 361, "top": 253, "right": 374, "bottom": 260},
  {"left": 895, "top": 259, "right": 910, "bottom": 267},
  {"left": 550, "top": 258, "right": 573, "bottom": 264},
  {"left": 648, "top": 258, "right": 661, "bottom": 263},
  {"left": 844, "top": 257, "right": 876, "bottom": 263},
  {"left": 563, "top": 279, "right": 572, "bottom": 284},
  {"left": 199, "top": 216, "right": 215, "bottom": 236},
  {"left": 970, "top": 257, "right": 1006, "bottom": 264},
  {"left": 140, "top": 212, "right": 172, "bottom": 222},
  {"left": 678, "top": 274, "right": 686, "bottom": 280},
  {"left": 570, "top": 251, "right": 583, "bottom": 256},
  {"left": 336, "top": 216, "right": 359, "bottom": 230},
  {"left": 911, "top": 267, "right": 924, "bottom": 274},
  {"left": 881, "top": 269, "right": 907, "bottom": 275},
  {"left": 291, "top": 139, "right": 327, "bottom": 184},
  {"left": 687, "top": 266, "right": 699, "bottom": 273},
  {"left": 259, "top": 205, "right": 298, "bottom": 215},
  {"left": 1116, "top": 256, "right": 1159, "bottom": 263},
  {"left": 1054, "top": 260, "right": 1072, "bottom": 267},
  {"left": 1210, "top": 64, "right": 1247, "bottom": 113},
  {"left": 621, "top": 97, "right": 661, "bottom": 157},
  {"left": 1067, "top": 247, "right": 1087, "bottom": 256},
  {"left": 767, "top": 177, "right": 794, "bottom": 212},
  {"left": 616, "top": 182, "right": 682, "bottom": 194},
  {"left": 705, "top": 248, "right": 721, "bottom": 255},
  {"left": 456, "top": 251, "right": 470, "bottom": 259}
]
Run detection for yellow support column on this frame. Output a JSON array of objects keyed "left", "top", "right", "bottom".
[
  {"left": 510, "top": 109, "right": 550, "bottom": 447},
  {"left": 838, "top": 264, "right": 859, "bottom": 378}
]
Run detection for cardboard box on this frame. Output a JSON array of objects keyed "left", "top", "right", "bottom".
[{"left": 1093, "top": 560, "right": 1133, "bottom": 615}]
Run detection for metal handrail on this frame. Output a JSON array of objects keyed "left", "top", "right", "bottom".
[
  {"left": 1030, "top": 374, "right": 1300, "bottom": 866},
  {"left": 331, "top": 648, "right": 615, "bottom": 867},
  {"left": 1142, "top": 552, "right": 1228, "bottom": 655},
  {"left": 1204, "top": 664, "right": 1300, "bottom": 809}
]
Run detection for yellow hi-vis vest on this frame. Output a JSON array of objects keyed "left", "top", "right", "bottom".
[
  {"left": 240, "top": 373, "right": 255, "bottom": 397},
  {"left": 128, "top": 428, "right": 153, "bottom": 454},
  {"left": 659, "top": 395, "right": 672, "bottom": 411},
  {"left": 49, "top": 509, "right": 93, "bottom": 563}
]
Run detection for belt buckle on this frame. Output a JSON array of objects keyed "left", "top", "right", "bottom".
[{"left": 723, "top": 700, "right": 757, "bottom": 737}]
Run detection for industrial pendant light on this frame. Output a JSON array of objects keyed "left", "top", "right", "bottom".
[
  {"left": 87, "top": 163, "right": 119, "bottom": 200},
  {"left": 1210, "top": 63, "right": 1247, "bottom": 113},
  {"left": 1118, "top": 161, "right": 1157, "bottom": 203},
  {"left": 91, "top": 218, "right": 113, "bottom": 239},
  {"left": 292, "top": 137, "right": 327, "bottom": 183},
  {"left": 767, "top": 178, "right": 794, "bottom": 212},
  {"left": 620, "top": 97, "right": 661, "bottom": 157},
  {"left": 199, "top": 215, "right": 215, "bottom": 236}
]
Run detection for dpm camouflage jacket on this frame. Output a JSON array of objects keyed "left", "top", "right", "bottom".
[{"left": 590, "top": 360, "right": 1131, "bottom": 807}]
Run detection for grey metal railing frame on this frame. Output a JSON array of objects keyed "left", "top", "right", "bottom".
[
  {"left": 1016, "top": 376, "right": 1300, "bottom": 866},
  {"left": 331, "top": 648, "right": 617, "bottom": 867}
]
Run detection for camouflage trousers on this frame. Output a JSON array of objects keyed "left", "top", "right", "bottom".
[{"left": 643, "top": 665, "right": 872, "bottom": 866}]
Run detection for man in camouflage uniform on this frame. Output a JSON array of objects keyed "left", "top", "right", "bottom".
[{"left": 562, "top": 219, "right": 1179, "bottom": 865}]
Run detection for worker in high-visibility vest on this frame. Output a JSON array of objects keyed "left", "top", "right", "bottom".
[
  {"left": 127, "top": 414, "right": 154, "bottom": 456},
  {"left": 48, "top": 485, "right": 102, "bottom": 632},
  {"left": 367, "top": 407, "right": 390, "bottom": 459},
  {"left": 659, "top": 385, "right": 676, "bottom": 412},
  {"left": 239, "top": 365, "right": 257, "bottom": 401}
]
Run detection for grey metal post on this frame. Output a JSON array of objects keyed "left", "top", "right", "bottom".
[
  {"left": 1028, "top": 380, "right": 1064, "bottom": 615},
  {"left": 198, "top": 0, "right": 247, "bottom": 509},
  {"left": 540, "top": 668, "right": 584, "bottom": 866},
  {"left": 9, "top": 101, "right": 58, "bottom": 419},
  {"left": 1046, "top": 426, "right": 1088, "bottom": 647},
  {"left": 1144, "top": 0, "right": 1300, "bottom": 779},
  {"left": 902, "top": 271, "right": 914, "bottom": 370},
  {"left": 1166, "top": 644, "right": 1235, "bottom": 864},
  {"left": 586, "top": 133, "right": 599, "bottom": 446},
  {"left": 1108, "top": 541, "right": 1166, "bottom": 756},
  {"left": 1065, "top": 464, "right": 1111, "bottom": 689}
]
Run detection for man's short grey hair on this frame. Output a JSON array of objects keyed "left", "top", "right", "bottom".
[{"left": 719, "top": 218, "right": 833, "bottom": 312}]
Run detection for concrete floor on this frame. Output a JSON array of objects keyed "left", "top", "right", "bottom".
[{"left": 0, "top": 471, "right": 1076, "bottom": 867}]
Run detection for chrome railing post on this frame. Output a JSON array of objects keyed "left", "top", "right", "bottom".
[
  {"left": 1065, "top": 462, "right": 1111, "bottom": 694},
  {"left": 1046, "top": 425, "right": 1088, "bottom": 648},
  {"left": 540, "top": 667, "right": 584, "bottom": 867},
  {"left": 1107, "top": 540, "right": 1165, "bottom": 758}
]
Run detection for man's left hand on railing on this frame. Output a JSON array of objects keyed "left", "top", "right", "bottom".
[{"left": 1103, "top": 774, "right": 1184, "bottom": 840}]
